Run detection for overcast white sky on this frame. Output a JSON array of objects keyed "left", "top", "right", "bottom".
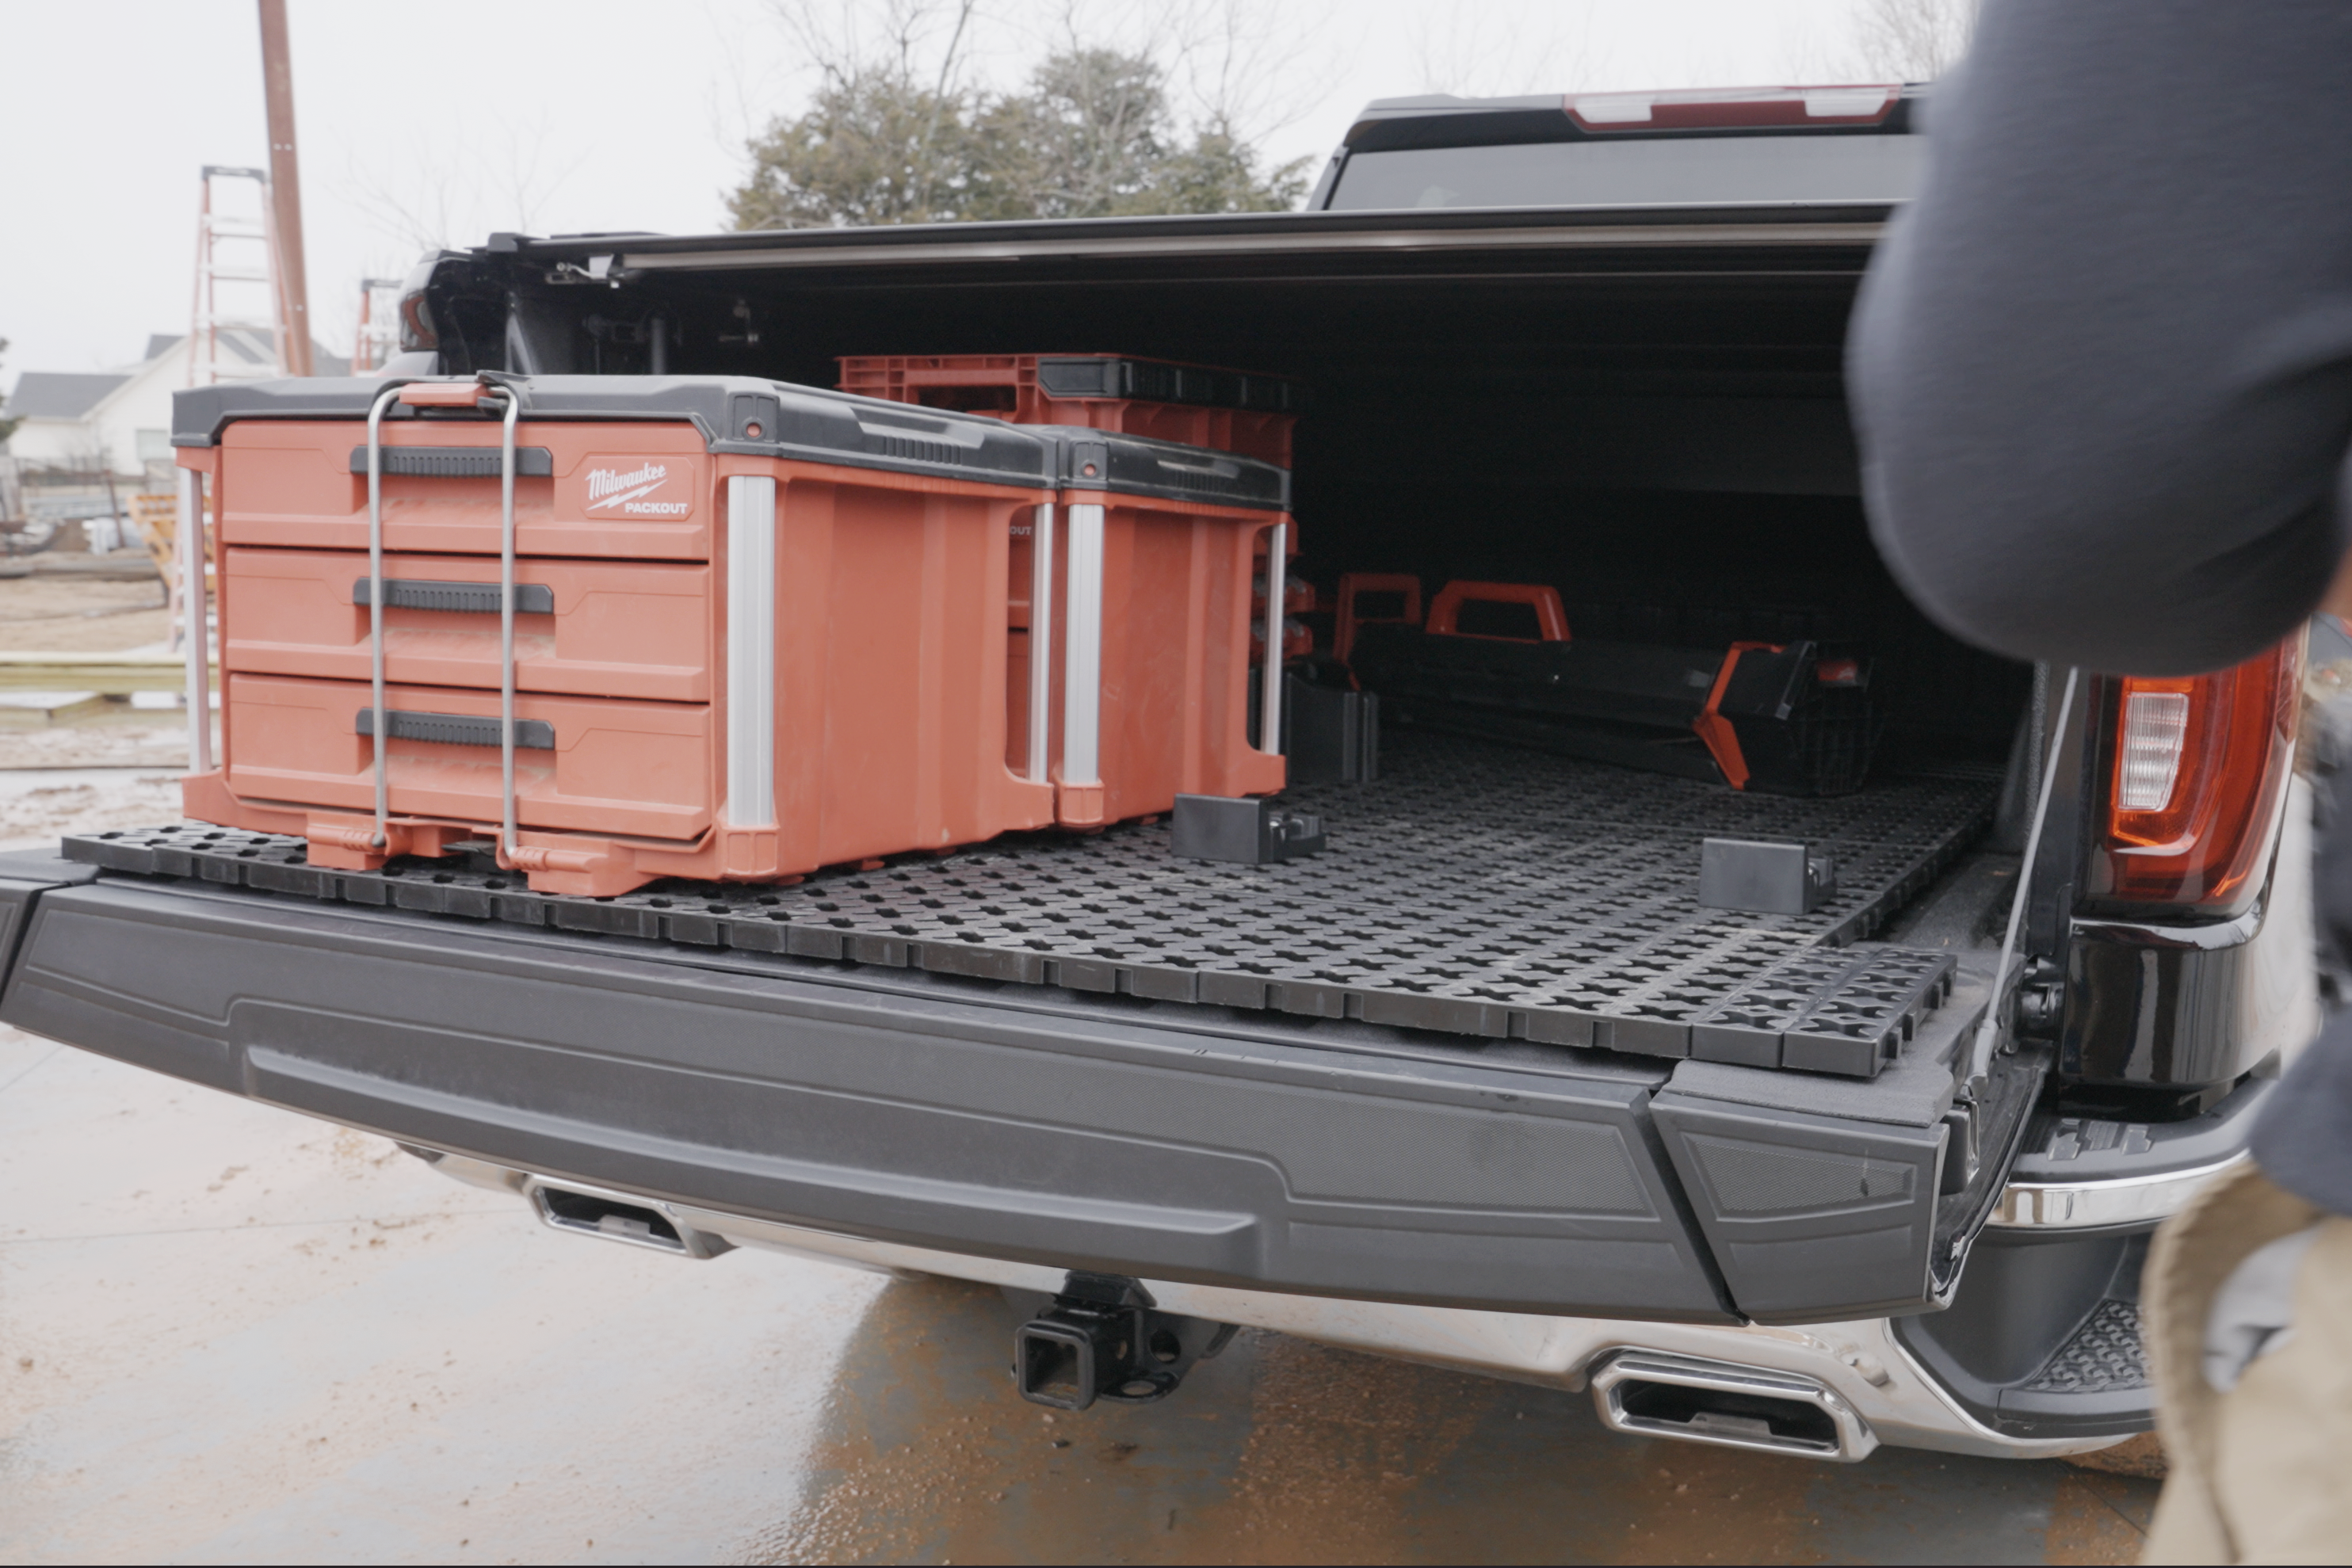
[{"left": 2, "top": 0, "right": 1870, "bottom": 384}]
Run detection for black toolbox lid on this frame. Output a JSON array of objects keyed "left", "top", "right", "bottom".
[
  {"left": 173, "top": 375, "right": 1054, "bottom": 488},
  {"left": 1034, "top": 356, "right": 1308, "bottom": 415},
  {"left": 1039, "top": 425, "right": 1290, "bottom": 511}
]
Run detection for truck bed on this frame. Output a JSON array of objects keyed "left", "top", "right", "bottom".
[{"left": 63, "top": 733, "right": 1995, "bottom": 1067}]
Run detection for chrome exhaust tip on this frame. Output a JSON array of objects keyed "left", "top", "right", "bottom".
[
  {"left": 521, "top": 1176, "right": 735, "bottom": 1260},
  {"left": 1590, "top": 1350, "right": 1877, "bottom": 1462}
]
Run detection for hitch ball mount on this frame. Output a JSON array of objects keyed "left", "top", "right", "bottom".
[{"left": 1010, "top": 1272, "right": 1238, "bottom": 1411}]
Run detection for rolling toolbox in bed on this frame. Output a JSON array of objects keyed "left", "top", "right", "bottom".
[
  {"left": 173, "top": 374, "right": 1063, "bottom": 895},
  {"left": 1018, "top": 429, "right": 1295, "bottom": 827}
]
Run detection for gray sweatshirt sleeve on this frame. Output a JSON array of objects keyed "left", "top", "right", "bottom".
[{"left": 1849, "top": 1, "right": 2352, "bottom": 677}]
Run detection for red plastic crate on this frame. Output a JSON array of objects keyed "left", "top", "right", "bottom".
[
  {"left": 178, "top": 378, "right": 1059, "bottom": 895},
  {"left": 838, "top": 354, "right": 1303, "bottom": 468}
]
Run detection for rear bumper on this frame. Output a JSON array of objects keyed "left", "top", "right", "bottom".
[
  {"left": 0, "top": 868, "right": 1732, "bottom": 1321},
  {"left": 414, "top": 1145, "right": 2129, "bottom": 1461},
  {"left": 0, "top": 856, "right": 2212, "bottom": 1452}
]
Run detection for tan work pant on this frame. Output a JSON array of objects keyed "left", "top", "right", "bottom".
[{"left": 2144, "top": 1161, "right": 2352, "bottom": 1563}]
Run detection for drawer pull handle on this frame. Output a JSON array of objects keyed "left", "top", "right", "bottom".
[
  {"left": 346, "top": 445, "right": 553, "bottom": 478},
  {"left": 357, "top": 708, "right": 554, "bottom": 750},
  {"left": 351, "top": 578, "right": 555, "bottom": 615}
]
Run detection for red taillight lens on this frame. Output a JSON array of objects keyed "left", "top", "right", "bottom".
[
  {"left": 398, "top": 287, "right": 437, "bottom": 353},
  {"left": 2096, "top": 638, "right": 2302, "bottom": 912},
  {"left": 1564, "top": 85, "right": 1899, "bottom": 132}
]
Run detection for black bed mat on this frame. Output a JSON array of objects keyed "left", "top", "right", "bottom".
[{"left": 62, "top": 734, "right": 1997, "bottom": 1074}]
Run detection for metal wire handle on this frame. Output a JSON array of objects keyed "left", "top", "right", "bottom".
[
  {"left": 489, "top": 387, "right": 521, "bottom": 860},
  {"left": 363, "top": 383, "right": 403, "bottom": 849}
]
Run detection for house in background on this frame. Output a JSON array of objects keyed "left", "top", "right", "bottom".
[{"left": 2, "top": 330, "right": 349, "bottom": 482}]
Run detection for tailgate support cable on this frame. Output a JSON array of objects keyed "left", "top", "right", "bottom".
[{"left": 1968, "top": 665, "right": 2079, "bottom": 1095}]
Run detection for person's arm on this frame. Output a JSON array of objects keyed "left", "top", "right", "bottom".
[{"left": 1850, "top": 0, "right": 2352, "bottom": 677}]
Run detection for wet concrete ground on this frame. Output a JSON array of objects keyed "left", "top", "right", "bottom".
[{"left": 0, "top": 769, "right": 2160, "bottom": 1564}]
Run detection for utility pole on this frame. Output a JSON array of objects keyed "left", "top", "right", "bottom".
[{"left": 257, "top": 0, "right": 314, "bottom": 376}]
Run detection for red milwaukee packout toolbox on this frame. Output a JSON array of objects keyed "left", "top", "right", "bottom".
[
  {"left": 1014, "top": 429, "right": 1293, "bottom": 827},
  {"left": 837, "top": 354, "right": 1305, "bottom": 468},
  {"left": 172, "top": 374, "right": 1061, "bottom": 895}
]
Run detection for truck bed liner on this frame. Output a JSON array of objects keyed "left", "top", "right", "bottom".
[{"left": 67, "top": 735, "right": 1995, "bottom": 1069}]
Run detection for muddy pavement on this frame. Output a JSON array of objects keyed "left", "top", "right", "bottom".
[
  {"left": 0, "top": 1022, "right": 2155, "bottom": 1564},
  {"left": 756, "top": 1272, "right": 2153, "bottom": 1566}
]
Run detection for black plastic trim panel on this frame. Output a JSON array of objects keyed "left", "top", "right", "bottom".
[
  {"left": 346, "top": 445, "right": 554, "bottom": 477},
  {"left": 178, "top": 376, "right": 1057, "bottom": 490},
  {"left": 357, "top": 709, "right": 556, "bottom": 750},
  {"left": 1894, "top": 1228, "right": 2155, "bottom": 1439},
  {"left": 0, "top": 875, "right": 1739, "bottom": 1321},
  {"left": 1041, "top": 425, "right": 1290, "bottom": 511},
  {"left": 353, "top": 579, "right": 557, "bottom": 616}
]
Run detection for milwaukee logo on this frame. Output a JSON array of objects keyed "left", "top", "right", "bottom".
[{"left": 582, "top": 461, "right": 691, "bottom": 517}]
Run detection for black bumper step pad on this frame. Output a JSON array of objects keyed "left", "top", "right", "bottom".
[
  {"left": 2023, "top": 1299, "right": 2148, "bottom": 1395},
  {"left": 63, "top": 735, "right": 1995, "bottom": 1076}
]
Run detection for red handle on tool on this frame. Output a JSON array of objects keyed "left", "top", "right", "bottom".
[{"left": 1426, "top": 581, "right": 1570, "bottom": 643}]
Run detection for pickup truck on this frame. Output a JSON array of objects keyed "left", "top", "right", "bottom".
[{"left": 0, "top": 84, "right": 2316, "bottom": 1463}]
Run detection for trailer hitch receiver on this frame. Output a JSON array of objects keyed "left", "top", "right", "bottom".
[{"left": 1012, "top": 1272, "right": 1236, "bottom": 1410}]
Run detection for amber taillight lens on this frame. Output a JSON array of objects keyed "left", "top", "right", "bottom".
[{"left": 2097, "top": 636, "right": 2302, "bottom": 913}]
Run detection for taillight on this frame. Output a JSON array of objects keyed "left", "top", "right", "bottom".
[
  {"left": 395, "top": 256, "right": 440, "bottom": 353},
  {"left": 399, "top": 287, "right": 437, "bottom": 353},
  {"left": 1564, "top": 86, "right": 1900, "bottom": 132},
  {"left": 2094, "top": 637, "right": 2302, "bottom": 913}
]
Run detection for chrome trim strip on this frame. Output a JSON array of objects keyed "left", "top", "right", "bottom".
[
  {"left": 723, "top": 475, "right": 778, "bottom": 828},
  {"left": 1259, "top": 522, "right": 1286, "bottom": 754},
  {"left": 1060, "top": 502, "right": 1105, "bottom": 788},
  {"left": 620, "top": 220, "right": 1887, "bottom": 273},
  {"left": 177, "top": 467, "right": 212, "bottom": 774},
  {"left": 1026, "top": 503, "right": 1055, "bottom": 785},
  {"left": 1989, "top": 1152, "right": 2247, "bottom": 1229},
  {"left": 407, "top": 1150, "right": 2135, "bottom": 1461}
]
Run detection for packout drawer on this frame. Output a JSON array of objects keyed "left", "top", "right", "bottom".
[
  {"left": 216, "top": 420, "right": 714, "bottom": 560},
  {"left": 222, "top": 547, "right": 712, "bottom": 703},
  {"left": 225, "top": 674, "right": 714, "bottom": 841}
]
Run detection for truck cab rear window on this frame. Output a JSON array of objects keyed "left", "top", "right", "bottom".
[{"left": 1327, "top": 135, "right": 1922, "bottom": 211}]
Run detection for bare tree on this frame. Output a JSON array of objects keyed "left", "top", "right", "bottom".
[
  {"left": 1844, "top": 0, "right": 1978, "bottom": 82},
  {"left": 342, "top": 112, "right": 589, "bottom": 256},
  {"left": 1410, "top": 0, "right": 1609, "bottom": 99},
  {"left": 1155, "top": 0, "right": 1334, "bottom": 143}
]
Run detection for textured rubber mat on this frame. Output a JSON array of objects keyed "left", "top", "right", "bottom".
[{"left": 63, "top": 734, "right": 1997, "bottom": 1074}]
